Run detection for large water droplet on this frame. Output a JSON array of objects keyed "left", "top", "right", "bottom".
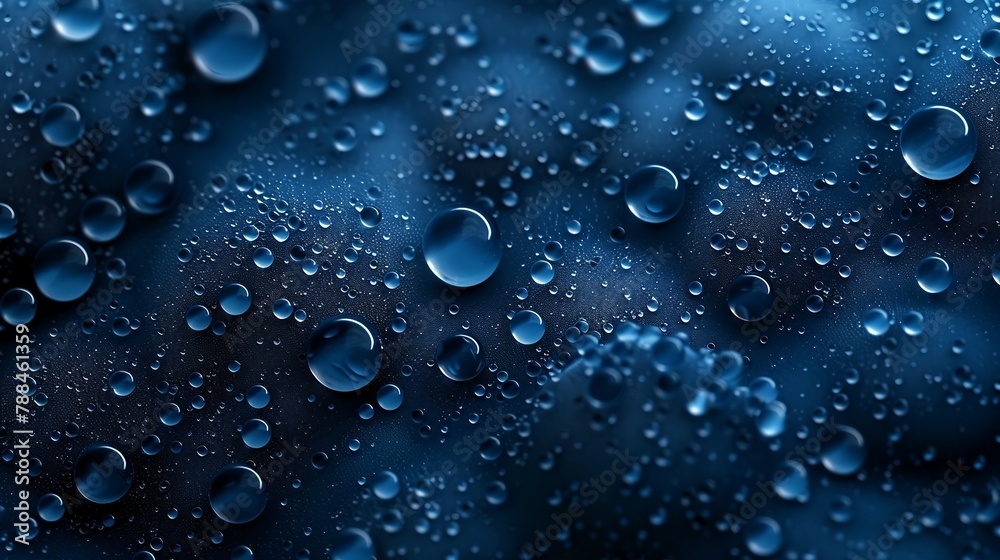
[
  {"left": 306, "top": 314, "right": 383, "bottom": 391},
  {"left": 351, "top": 57, "right": 389, "bottom": 98},
  {"left": 436, "top": 333, "right": 484, "bottom": 381},
  {"left": 209, "top": 465, "right": 268, "bottom": 523},
  {"left": 744, "top": 517, "right": 783, "bottom": 557},
  {"left": 40, "top": 102, "right": 84, "bottom": 147},
  {"left": 219, "top": 283, "right": 253, "bottom": 315},
  {"left": 900, "top": 105, "right": 977, "bottom": 181},
  {"left": 820, "top": 425, "right": 867, "bottom": 475},
  {"left": 727, "top": 274, "right": 773, "bottom": 322},
  {"left": 1, "top": 288, "right": 37, "bottom": 325},
  {"left": 915, "top": 255, "right": 952, "bottom": 294},
  {"left": 240, "top": 419, "right": 271, "bottom": 449},
  {"left": 510, "top": 309, "right": 545, "bottom": 345},
  {"left": 624, "top": 165, "right": 685, "bottom": 224},
  {"left": 80, "top": 196, "right": 126, "bottom": 242},
  {"left": 33, "top": 237, "right": 96, "bottom": 302},
  {"left": 862, "top": 308, "right": 890, "bottom": 336},
  {"left": 74, "top": 444, "right": 132, "bottom": 504},
  {"left": 584, "top": 28, "right": 626, "bottom": 75},
  {"left": 52, "top": 0, "right": 104, "bottom": 41},
  {"left": 190, "top": 5, "right": 268, "bottom": 83},
  {"left": 422, "top": 207, "right": 502, "bottom": 287},
  {"left": 627, "top": 0, "right": 673, "bottom": 27},
  {"left": 329, "top": 528, "right": 375, "bottom": 560},
  {"left": 124, "top": 160, "right": 177, "bottom": 215}
]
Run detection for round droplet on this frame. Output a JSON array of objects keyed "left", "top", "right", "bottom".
[
  {"left": 915, "top": 255, "right": 952, "bottom": 294},
  {"left": 306, "top": 314, "right": 383, "bottom": 392},
  {"left": 246, "top": 385, "right": 270, "bottom": 409},
  {"left": 862, "top": 308, "right": 890, "bottom": 336},
  {"left": 901, "top": 311, "right": 924, "bottom": 336},
  {"left": 190, "top": 5, "right": 267, "bottom": 83},
  {"left": 80, "top": 196, "right": 126, "bottom": 242},
  {"left": 727, "top": 274, "right": 773, "bottom": 322},
  {"left": 422, "top": 207, "right": 502, "bottom": 287},
  {"left": 510, "top": 310, "right": 545, "bottom": 345},
  {"left": 628, "top": 0, "right": 673, "bottom": 27},
  {"left": 899, "top": 105, "right": 977, "bottom": 181},
  {"left": 40, "top": 102, "right": 84, "bottom": 147},
  {"left": 109, "top": 370, "right": 135, "bottom": 397},
  {"left": 880, "top": 233, "right": 905, "bottom": 257},
  {"left": 52, "top": 0, "right": 104, "bottom": 41},
  {"left": 981, "top": 28, "right": 1000, "bottom": 57},
  {"left": 529, "top": 260, "right": 554, "bottom": 285},
  {"left": 0, "top": 203, "right": 17, "bottom": 239},
  {"left": 351, "top": 57, "right": 389, "bottom": 98},
  {"left": 584, "top": 28, "right": 626, "bottom": 75},
  {"left": 124, "top": 160, "right": 177, "bottom": 215},
  {"left": 436, "top": 333, "right": 484, "bottom": 381},
  {"left": 240, "top": 419, "right": 271, "bottom": 449},
  {"left": 33, "top": 237, "right": 96, "bottom": 302},
  {"left": 372, "top": 471, "right": 400, "bottom": 500},
  {"left": 624, "top": 165, "right": 685, "bottom": 224},
  {"left": 376, "top": 384, "right": 403, "bottom": 411},
  {"left": 219, "top": 283, "right": 253, "bottom": 315},
  {"left": 1, "top": 288, "right": 37, "bottom": 325},
  {"left": 37, "top": 494, "right": 65, "bottom": 522},
  {"left": 684, "top": 98, "right": 706, "bottom": 121},
  {"left": 329, "top": 528, "right": 375, "bottom": 560},
  {"left": 209, "top": 466, "right": 267, "bottom": 524},
  {"left": 186, "top": 305, "right": 212, "bottom": 331},
  {"left": 74, "top": 445, "right": 132, "bottom": 504},
  {"left": 820, "top": 425, "right": 867, "bottom": 476},
  {"left": 745, "top": 517, "right": 783, "bottom": 557}
]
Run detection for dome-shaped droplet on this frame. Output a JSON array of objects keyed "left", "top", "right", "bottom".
[
  {"left": 37, "top": 494, "right": 66, "bottom": 522},
  {"left": 584, "top": 28, "right": 626, "bottom": 75},
  {"left": 624, "top": 165, "right": 685, "bottom": 223},
  {"left": 209, "top": 465, "right": 267, "bottom": 524},
  {"left": 422, "top": 207, "right": 502, "bottom": 287},
  {"left": 820, "top": 425, "right": 867, "bottom": 475},
  {"left": 306, "top": 314, "right": 383, "bottom": 392},
  {"left": 40, "top": 102, "right": 84, "bottom": 147},
  {"left": 981, "top": 28, "right": 1000, "bottom": 57},
  {"left": 218, "top": 283, "right": 252, "bottom": 315},
  {"left": 240, "top": 419, "right": 271, "bottom": 449},
  {"left": 436, "top": 333, "right": 484, "bottom": 381},
  {"left": 329, "top": 528, "right": 375, "bottom": 560},
  {"left": 74, "top": 444, "right": 132, "bottom": 504},
  {"left": 124, "top": 160, "right": 177, "bottom": 215},
  {"left": 52, "top": 0, "right": 104, "bottom": 42},
  {"left": 351, "top": 57, "right": 389, "bottom": 98},
  {"left": 627, "top": 0, "right": 673, "bottom": 27},
  {"left": 0, "top": 203, "right": 17, "bottom": 239},
  {"left": 80, "top": 196, "right": 126, "bottom": 242},
  {"left": 510, "top": 310, "right": 545, "bottom": 345},
  {"left": 880, "top": 233, "right": 905, "bottom": 257},
  {"left": 33, "top": 237, "right": 96, "bottom": 302},
  {"left": 745, "top": 517, "right": 783, "bottom": 557},
  {"left": 915, "top": 255, "right": 952, "bottom": 294},
  {"left": 190, "top": 4, "right": 267, "bottom": 83},
  {"left": 899, "top": 105, "right": 977, "bottom": 181},
  {"left": 862, "top": 308, "right": 890, "bottom": 336},
  {"left": 727, "top": 274, "right": 773, "bottom": 322},
  {"left": 1, "top": 288, "right": 37, "bottom": 325},
  {"left": 108, "top": 370, "right": 135, "bottom": 397}
]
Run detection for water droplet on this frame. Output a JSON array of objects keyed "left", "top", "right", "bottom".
[
  {"left": 33, "top": 237, "right": 96, "bottom": 302},
  {"left": 40, "top": 102, "right": 84, "bottom": 147},
  {"left": 820, "top": 425, "right": 867, "bottom": 475},
  {"left": 372, "top": 470, "right": 400, "bottom": 500},
  {"left": 351, "top": 57, "right": 389, "bottom": 98},
  {"left": 37, "top": 494, "right": 66, "bottom": 522},
  {"left": 727, "top": 274, "right": 773, "bottom": 322},
  {"left": 745, "top": 517, "right": 783, "bottom": 556},
  {"left": 0, "top": 203, "right": 17, "bottom": 239},
  {"left": 627, "top": 0, "right": 673, "bottom": 27},
  {"left": 74, "top": 444, "right": 132, "bottom": 504},
  {"left": 190, "top": 4, "right": 267, "bottom": 83},
  {"left": 510, "top": 309, "right": 545, "bottom": 345},
  {"left": 124, "top": 160, "right": 177, "bottom": 215},
  {"left": 880, "top": 233, "right": 905, "bottom": 257},
  {"left": 900, "top": 105, "right": 976, "bottom": 181},
  {"left": 1, "top": 288, "right": 37, "bottom": 325},
  {"left": 584, "top": 29, "right": 626, "bottom": 75},
  {"left": 329, "top": 528, "right": 375, "bottom": 560},
  {"left": 376, "top": 384, "right": 403, "bottom": 411},
  {"left": 436, "top": 333, "right": 484, "bottom": 381},
  {"left": 240, "top": 419, "right": 271, "bottom": 449},
  {"left": 219, "top": 283, "right": 252, "bottom": 315},
  {"left": 624, "top": 165, "right": 685, "bottom": 223},
  {"left": 52, "top": 0, "right": 104, "bottom": 42},
  {"left": 684, "top": 98, "right": 706, "bottom": 121},
  {"left": 209, "top": 465, "right": 267, "bottom": 523},
  {"left": 109, "top": 370, "right": 135, "bottom": 397},
  {"left": 423, "top": 207, "right": 502, "bottom": 287},
  {"left": 80, "top": 196, "right": 126, "bottom": 242},
  {"left": 306, "top": 314, "right": 383, "bottom": 392},
  {"left": 915, "top": 255, "right": 952, "bottom": 294},
  {"left": 862, "top": 308, "right": 890, "bottom": 336}
]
